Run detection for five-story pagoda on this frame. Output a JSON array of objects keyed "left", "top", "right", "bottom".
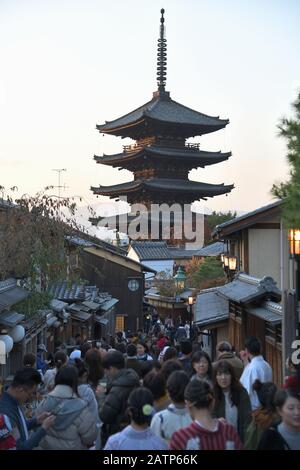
[{"left": 91, "top": 9, "right": 234, "bottom": 246}]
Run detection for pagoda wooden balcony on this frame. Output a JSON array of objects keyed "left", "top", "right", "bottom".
[{"left": 123, "top": 141, "right": 201, "bottom": 154}]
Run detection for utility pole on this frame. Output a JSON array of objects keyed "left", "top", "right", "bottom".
[{"left": 52, "top": 168, "right": 67, "bottom": 218}]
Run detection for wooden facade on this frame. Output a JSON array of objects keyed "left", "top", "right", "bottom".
[{"left": 77, "top": 249, "right": 144, "bottom": 333}]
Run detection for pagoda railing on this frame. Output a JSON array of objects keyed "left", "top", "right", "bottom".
[
  {"left": 186, "top": 143, "right": 200, "bottom": 150},
  {"left": 123, "top": 142, "right": 201, "bottom": 153}
]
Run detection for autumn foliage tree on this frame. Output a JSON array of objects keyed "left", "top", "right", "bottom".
[{"left": 0, "top": 187, "right": 83, "bottom": 289}]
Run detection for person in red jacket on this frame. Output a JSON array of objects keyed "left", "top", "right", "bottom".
[
  {"left": 0, "top": 414, "right": 16, "bottom": 450},
  {"left": 169, "top": 379, "right": 244, "bottom": 450}
]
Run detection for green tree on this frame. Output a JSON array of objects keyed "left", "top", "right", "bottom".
[
  {"left": 272, "top": 92, "right": 300, "bottom": 227},
  {"left": 205, "top": 211, "right": 236, "bottom": 243},
  {"left": 186, "top": 257, "right": 226, "bottom": 290}
]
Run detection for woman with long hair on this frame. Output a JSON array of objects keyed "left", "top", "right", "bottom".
[
  {"left": 244, "top": 379, "right": 278, "bottom": 449},
  {"left": 213, "top": 360, "right": 251, "bottom": 442}
]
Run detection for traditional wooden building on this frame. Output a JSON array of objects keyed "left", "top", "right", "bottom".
[
  {"left": 91, "top": 9, "right": 233, "bottom": 246},
  {"left": 195, "top": 273, "right": 283, "bottom": 385},
  {"left": 66, "top": 236, "right": 156, "bottom": 333}
]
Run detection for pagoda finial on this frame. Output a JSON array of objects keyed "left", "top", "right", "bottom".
[{"left": 157, "top": 8, "right": 167, "bottom": 92}]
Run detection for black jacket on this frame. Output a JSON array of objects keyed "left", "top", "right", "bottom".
[
  {"left": 257, "top": 424, "right": 291, "bottom": 450},
  {"left": 99, "top": 368, "right": 140, "bottom": 442}
]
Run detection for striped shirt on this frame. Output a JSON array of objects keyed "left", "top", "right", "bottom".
[{"left": 169, "top": 419, "right": 244, "bottom": 450}]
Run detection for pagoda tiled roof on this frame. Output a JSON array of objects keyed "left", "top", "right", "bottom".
[
  {"left": 91, "top": 178, "right": 233, "bottom": 198},
  {"left": 97, "top": 92, "right": 229, "bottom": 137},
  {"left": 94, "top": 146, "right": 231, "bottom": 167}
]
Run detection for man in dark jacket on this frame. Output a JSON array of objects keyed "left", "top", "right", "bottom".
[
  {"left": 0, "top": 368, "right": 54, "bottom": 449},
  {"left": 212, "top": 341, "right": 244, "bottom": 379},
  {"left": 125, "top": 344, "right": 142, "bottom": 378},
  {"left": 100, "top": 351, "right": 140, "bottom": 444}
]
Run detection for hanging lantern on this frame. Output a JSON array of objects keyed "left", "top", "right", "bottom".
[
  {"left": 9, "top": 325, "right": 25, "bottom": 343},
  {"left": 229, "top": 256, "right": 237, "bottom": 271},
  {"left": 224, "top": 255, "right": 229, "bottom": 267},
  {"left": 0, "top": 334, "right": 14, "bottom": 354},
  {"left": 288, "top": 229, "right": 300, "bottom": 257}
]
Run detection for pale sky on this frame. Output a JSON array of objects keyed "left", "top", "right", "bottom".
[{"left": 1, "top": 0, "right": 300, "bottom": 219}]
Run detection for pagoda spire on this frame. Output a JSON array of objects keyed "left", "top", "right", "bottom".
[{"left": 157, "top": 8, "right": 167, "bottom": 92}]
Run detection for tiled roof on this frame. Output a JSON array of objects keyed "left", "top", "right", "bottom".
[
  {"left": 195, "top": 242, "right": 226, "bottom": 257},
  {"left": 48, "top": 282, "right": 86, "bottom": 302},
  {"left": 131, "top": 241, "right": 171, "bottom": 260},
  {"left": 0, "top": 311, "right": 25, "bottom": 327},
  {"left": 91, "top": 178, "right": 234, "bottom": 197},
  {"left": 95, "top": 147, "right": 231, "bottom": 167},
  {"left": 213, "top": 200, "right": 282, "bottom": 237},
  {"left": 248, "top": 301, "right": 282, "bottom": 324},
  {"left": 195, "top": 289, "right": 229, "bottom": 327},
  {"left": 167, "top": 247, "right": 198, "bottom": 259},
  {"left": 218, "top": 273, "right": 281, "bottom": 304},
  {"left": 0, "top": 279, "right": 29, "bottom": 312},
  {"left": 97, "top": 94, "right": 228, "bottom": 135}
]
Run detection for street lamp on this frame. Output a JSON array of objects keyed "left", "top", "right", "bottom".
[
  {"left": 173, "top": 266, "right": 186, "bottom": 292},
  {"left": 188, "top": 296, "right": 194, "bottom": 331}
]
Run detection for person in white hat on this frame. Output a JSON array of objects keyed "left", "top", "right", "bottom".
[{"left": 68, "top": 349, "right": 82, "bottom": 365}]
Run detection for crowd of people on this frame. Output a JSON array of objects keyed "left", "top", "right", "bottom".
[{"left": 0, "top": 319, "right": 300, "bottom": 451}]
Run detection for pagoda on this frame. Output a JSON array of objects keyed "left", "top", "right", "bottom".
[{"left": 91, "top": 9, "right": 234, "bottom": 246}]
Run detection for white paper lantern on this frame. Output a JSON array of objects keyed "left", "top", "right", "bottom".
[
  {"left": 10, "top": 325, "right": 25, "bottom": 343},
  {"left": 0, "top": 334, "right": 14, "bottom": 354}
]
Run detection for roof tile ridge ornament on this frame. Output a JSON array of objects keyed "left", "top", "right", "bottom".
[
  {"left": 259, "top": 275, "right": 278, "bottom": 292},
  {"left": 154, "top": 8, "right": 170, "bottom": 99}
]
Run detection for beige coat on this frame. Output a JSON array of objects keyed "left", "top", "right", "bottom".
[{"left": 35, "top": 385, "right": 98, "bottom": 450}]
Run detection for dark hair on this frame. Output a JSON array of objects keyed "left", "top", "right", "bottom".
[
  {"left": 185, "top": 379, "right": 214, "bottom": 409},
  {"left": 84, "top": 348, "right": 104, "bottom": 388},
  {"left": 167, "top": 370, "right": 189, "bottom": 403},
  {"left": 55, "top": 366, "right": 78, "bottom": 394},
  {"left": 191, "top": 351, "right": 213, "bottom": 379},
  {"left": 213, "top": 360, "right": 243, "bottom": 407},
  {"left": 143, "top": 371, "right": 166, "bottom": 401},
  {"left": 128, "top": 387, "right": 154, "bottom": 425},
  {"left": 115, "top": 343, "right": 126, "bottom": 354},
  {"left": 11, "top": 368, "right": 42, "bottom": 388},
  {"left": 217, "top": 341, "right": 232, "bottom": 353},
  {"left": 274, "top": 388, "right": 300, "bottom": 409},
  {"left": 160, "top": 359, "right": 183, "bottom": 382},
  {"left": 74, "top": 358, "right": 88, "bottom": 378},
  {"left": 54, "top": 351, "right": 68, "bottom": 370},
  {"left": 137, "top": 342, "right": 149, "bottom": 353},
  {"left": 180, "top": 340, "right": 192, "bottom": 356},
  {"left": 140, "top": 360, "right": 161, "bottom": 379},
  {"left": 245, "top": 337, "right": 261, "bottom": 356},
  {"left": 252, "top": 379, "right": 277, "bottom": 411},
  {"left": 102, "top": 350, "right": 125, "bottom": 370},
  {"left": 22, "top": 353, "right": 36, "bottom": 368},
  {"left": 127, "top": 343, "right": 137, "bottom": 357},
  {"left": 80, "top": 341, "right": 92, "bottom": 358},
  {"left": 163, "top": 347, "right": 178, "bottom": 362}
]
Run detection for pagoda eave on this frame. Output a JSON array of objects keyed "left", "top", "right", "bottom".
[{"left": 93, "top": 149, "right": 232, "bottom": 168}]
